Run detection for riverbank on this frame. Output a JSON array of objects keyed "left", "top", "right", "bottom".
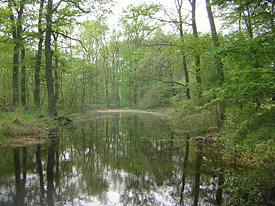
[
  {"left": 0, "top": 110, "right": 57, "bottom": 146},
  {"left": 0, "top": 109, "right": 166, "bottom": 146},
  {"left": 1, "top": 108, "right": 274, "bottom": 169}
]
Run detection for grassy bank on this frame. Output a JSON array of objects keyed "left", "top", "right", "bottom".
[
  {"left": 169, "top": 99, "right": 275, "bottom": 205},
  {"left": 0, "top": 109, "right": 58, "bottom": 146}
]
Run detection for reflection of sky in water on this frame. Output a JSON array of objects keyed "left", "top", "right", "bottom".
[
  {"left": 76, "top": 169, "right": 179, "bottom": 205},
  {"left": 0, "top": 113, "right": 224, "bottom": 205},
  {"left": 0, "top": 167, "right": 213, "bottom": 205}
]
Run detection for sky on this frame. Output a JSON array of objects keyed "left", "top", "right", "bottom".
[{"left": 109, "top": 0, "right": 214, "bottom": 33}]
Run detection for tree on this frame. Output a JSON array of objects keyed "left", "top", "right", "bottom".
[
  {"left": 45, "top": 0, "right": 57, "bottom": 117},
  {"left": 189, "top": 0, "right": 202, "bottom": 97},
  {"left": 8, "top": 0, "right": 25, "bottom": 107},
  {"left": 213, "top": 0, "right": 275, "bottom": 36},
  {"left": 120, "top": 3, "right": 159, "bottom": 105},
  {"left": 20, "top": 46, "right": 26, "bottom": 108},
  {"left": 206, "top": 0, "right": 225, "bottom": 127},
  {"left": 175, "top": 0, "right": 191, "bottom": 100},
  {"left": 109, "top": 32, "right": 122, "bottom": 108},
  {"left": 34, "top": 0, "right": 45, "bottom": 109}
]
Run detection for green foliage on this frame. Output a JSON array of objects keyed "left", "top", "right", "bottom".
[
  {"left": 170, "top": 98, "right": 218, "bottom": 135},
  {"left": 223, "top": 162, "right": 275, "bottom": 206},
  {"left": 223, "top": 169, "right": 262, "bottom": 206},
  {"left": 203, "top": 33, "right": 275, "bottom": 106},
  {"left": 255, "top": 139, "right": 275, "bottom": 163}
]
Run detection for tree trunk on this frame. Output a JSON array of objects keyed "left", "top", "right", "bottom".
[
  {"left": 180, "top": 37, "right": 190, "bottom": 100},
  {"left": 45, "top": 0, "right": 57, "bottom": 117},
  {"left": 12, "top": 42, "right": 20, "bottom": 107},
  {"left": 190, "top": 0, "right": 202, "bottom": 97},
  {"left": 9, "top": 0, "right": 24, "bottom": 107},
  {"left": 81, "top": 71, "right": 86, "bottom": 113},
  {"left": 105, "top": 80, "right": 109, "bottom": 108},
  {"left": 206, "top": 0, "right": 225, "bottom": 125},
  {"left": 176, "top": 0, "right": 190, "bottom": 99},
  {"left": 21, "top": 47, "right": 26, "bottom": 108},
  {"left": 35, "top": 0, "right": 45, "bottom": 109},
  {"left": 134, "top": 66, "right": 137, "bottom": 105},
  {"left": 53, "top": 34, "right": 59, "bottom": 103},
  {"left": 242, "top": 8, "right": 253, "bottom": 39}
]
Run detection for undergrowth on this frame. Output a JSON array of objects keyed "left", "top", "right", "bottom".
[{"left": 0, "top": 109, "right": 57, "bottom": 144}]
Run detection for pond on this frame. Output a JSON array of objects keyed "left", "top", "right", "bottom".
[{"left": 0, "top": 112, "right": 225, "bottom": 206}]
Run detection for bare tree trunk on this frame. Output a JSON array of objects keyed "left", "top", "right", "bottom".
[
  {"left": 45, "top": 0, "right": 57, "bottom": 117},
  {"left": 9, "top": 0, "right": 24, "bottom": 107},
  {"left": 190, "top": 0, "right": 202, "bottom": 97},
  {"left": 206, "top": 0, "right": 225, "bottom": 126},
  {"left": 176, "top": 0, "right": 190, "bottom": 99},
  {"left": 134, "top": 66, "right": 137, "bottom": 105},
  {"left": 34, "top": 0, "right": 44, "bottom": 109},
  {"left": 12, "top": 41, "right": 20, "bottom": 107},
  {"left": 21, "top": 47, "right": 26, "bottom": 108},
  {"left": 105, "top": 79, "right": 109, "bottom": 108},
  {"left": 81, "top": 71, "right": 86, "bottom": 113},
  {"left": 53, "top": 34, "right": 59, "bottom": 103}
]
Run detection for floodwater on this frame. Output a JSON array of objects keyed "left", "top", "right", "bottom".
[{"left": 0, "top": 112, "right": 225, "bottom": 206}]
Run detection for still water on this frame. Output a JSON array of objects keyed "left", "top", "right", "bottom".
[{"left": 0, "top": 112, "right": 224, "bottom": 205}]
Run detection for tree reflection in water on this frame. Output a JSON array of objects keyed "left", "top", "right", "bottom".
[
  {"left": 179, "top": 134, "right": 190, "bottom": 205},
  {"left": 0, "top": 112, "right": 225, "bottom": 205},
  {"left": 47, "top": 134, "right": 57, "bottom": 206}
]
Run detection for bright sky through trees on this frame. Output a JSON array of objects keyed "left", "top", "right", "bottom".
[{"left": 111, "top": 0, "right": 213, "bottom": 33}]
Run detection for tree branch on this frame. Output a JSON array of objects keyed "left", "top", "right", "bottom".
[
  {"left": 65, "top": 0, "right": 90, "bottom": 13},
  {"left": 154, "top": 78, "right": 186, "bottom": 87},
  {"left": 52, "top": 30, "right": 88, "bottom": 52},
  {"left": 53, "top": 0, "right": 64, "bottom": 14}
]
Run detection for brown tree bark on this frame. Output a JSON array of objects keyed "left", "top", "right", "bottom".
[
  {"left": 34, "top": 0, "right": 45, "bottom": 109},
  {"left": 189, "top": 0, "right": 202, "bottom": 97},
  {"left": 21, "top": 47, "right": 26, "bottom": 108},
  {"left": 53, "top": 34, "right": 59, "bottom": 103},
  {"left": 176, "top": 0, "right": 190, "bottom": 99},
  {"left": 9, "top": 0, "right": 24, "bottom": 107},
  {"left": 45, "top": 0, "right": 57, "bottom": 117}
]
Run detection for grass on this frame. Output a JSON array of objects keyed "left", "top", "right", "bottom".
[{"left": 0, "top": 110, "right": 58, "bottom": 146}]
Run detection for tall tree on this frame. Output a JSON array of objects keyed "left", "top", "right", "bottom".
[
  {"left": 189, "top": 0, "right": 202, "bottom": 97},
  {"left": 120, "top": 3, "right": 159, "bottom": 105},
  {"left": 206, "top": 0, "right": 225, "bottom": 127},
  {"left": 20, "top": 46, "right": 26, "bottom": 108},
  {"left": 175, "top": 0, "right": 191, "bottom": 99},
  {"left": 213, "top": 0, "right": 275, "bottom": 37},
  {"left": 9, "top": 0, "right": 25, "bottom": 107},
  {"left": 110, "top": 32, "right": 122, "bottom": 108},
  {"left": 34, "top": 0, "right": 45, "bottom": 109},
  {"left": 53, "top": 33, "right": 59, "bottom": 104},
  {"left": 45, "top": 0, "right": 57, "bottom": 117}
]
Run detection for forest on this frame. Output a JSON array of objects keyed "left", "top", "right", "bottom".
[{"left": 0, "top": 0, "right": 274, "bottom": 204}]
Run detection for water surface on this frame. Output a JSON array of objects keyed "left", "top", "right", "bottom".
[{"left": 0, "top": 112, "right": 224, "bottom": 205}]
